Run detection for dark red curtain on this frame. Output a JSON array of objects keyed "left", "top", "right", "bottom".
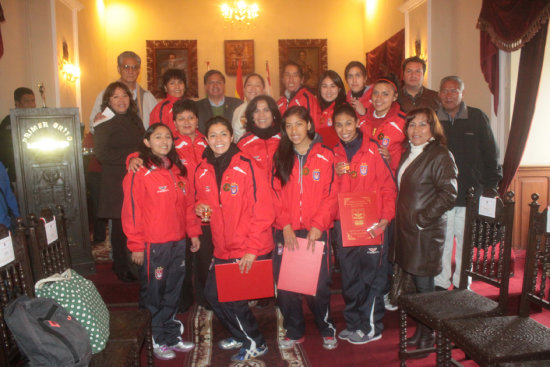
[
  {"left": 499, "top": 25, "right": 548, "bottom": 195},
  {"left": 478, "top": 0, "right": 550, "bottom": 114},
  {"left": 476, "top": 0, "right": 550, "bottom": 194},
  {"left": 365, "top": 29, "right": 404, "bottom": 84}
]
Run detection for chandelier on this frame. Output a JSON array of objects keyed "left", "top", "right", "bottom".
[{"left": 221, "top": 1, "right": 259, "bottom": 25}]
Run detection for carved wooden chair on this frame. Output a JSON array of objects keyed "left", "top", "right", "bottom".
[
  {"left": 0, "top": 220, "right": 34, "bottom": 366},
  {"left": 27, "top": 206, "right": 154, "bottom": 367},
  {"left": 441, "top": 193, "right": 550, "bottom": 366},
  {"left": 398, "top": 189, "right": 515, "bottom": 366}
]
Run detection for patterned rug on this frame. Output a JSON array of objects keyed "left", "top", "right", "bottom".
[
  {"left": 91, "top": 240, "right": 112, "bottom": 262},
  {"left": 187, "top": 302, "right": 311, "bottom": 367}
]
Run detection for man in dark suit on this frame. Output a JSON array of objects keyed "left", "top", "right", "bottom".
[{"left": 197, "top": 70, "right": 242, "bottom": 134}]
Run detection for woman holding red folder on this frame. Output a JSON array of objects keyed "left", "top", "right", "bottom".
[
  {"left": 272, "top": 105, "right": 339, "bottom": 351},
  {"left": 332, "top": 103, "right": 397, "bottom": 344},
  {"left": 194, "top": 116, "right": 275, "bottom": 363}
]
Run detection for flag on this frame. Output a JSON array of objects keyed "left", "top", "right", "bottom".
[
  {"left": 0, "top": 1, "right": 5, "bottom": 59},
  {"left": 265, "top": 60, "right": 273, "bottom": 96},
  {"left": 235, "top": 59, "right": 244, "bottom": 100}
]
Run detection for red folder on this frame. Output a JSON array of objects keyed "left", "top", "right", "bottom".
[
  {"left": 338, "top": 192, "right": 383, "bottom": 247},
  {"left": 215, "top": 259, "right": 274, "bottom": 302},
  {"left": 277, "top": 237, "right": 324, "bottom": 296}
]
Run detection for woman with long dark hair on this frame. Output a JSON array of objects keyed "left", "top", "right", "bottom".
[
  {"left": 122, "top": 123, "right": 200, "bottom": 360},
  {"left": 393, "top": 107, "right": 458, "bottom": 355},
  {"left": 195, "top": 116, "right": 274, "bottom": 362},
  {"left": 316, "top": 70, "right": 346, "bottom": 147},
  {"left": 272, "top": 106, "right": 339, "bottom": 351},
  {"left": 237, "top": 95, "right": 281, "bottom": 175},
  {"left": 94, "top": 81, "right": 144, "bottom": 283}
]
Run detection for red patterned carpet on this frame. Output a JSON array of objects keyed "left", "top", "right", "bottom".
[{"left": 86, "top": 251, "right": 550, "bottom": 367}]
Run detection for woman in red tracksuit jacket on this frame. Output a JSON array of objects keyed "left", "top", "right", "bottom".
[
  {"left": 237, "top": 95, "right": 281, "bottom": 175},
  {"left": 317, "top": 70, "right": 347, "bottom": 148},
  {"left": 362, "top": 75, "right": 407, "bottom": 174},
  {"left": 195, "top": 116, "right": 274, "bottom": 363},
  {"left": 122, "top": 123, "right": 201, "bottom": 360},
  {"left": 331, "top": 103, "right": 396, "bottom": 345},
  {"left": 149, "top": 69, "right": 186, "bottom": 135},
  {"left": 272, "top": 105, "right": 339, "bottom": 351},
  {"left": 344, "top": 61, "right": 373, "bottom": 126}
]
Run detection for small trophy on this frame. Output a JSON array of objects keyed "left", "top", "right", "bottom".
[{"left": 37, "top": 82, "right": 46, "bottom": 108}]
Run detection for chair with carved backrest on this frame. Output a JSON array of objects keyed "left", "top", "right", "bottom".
[
  {"left": 27, "top": 206, "right": 154, "bottom": 367},
  {"left": 0, "top": 220, "right": 34, "bottom": 366},
  {"left": 441, "top": 193, "right": 550, "bottom": 366},
  {"left": 398, "top": 188, "right": 515, "bottom": 366}
]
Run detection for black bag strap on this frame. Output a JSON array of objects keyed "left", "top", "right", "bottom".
[{"left": 38, "top": 304, "right": 81, "bottom": 364}]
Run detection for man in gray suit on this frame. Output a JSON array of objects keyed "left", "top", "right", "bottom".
[{"left": 197, "top": 70, "right": 243, "bottom": 134}]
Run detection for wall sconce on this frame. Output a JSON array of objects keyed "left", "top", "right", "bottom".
[
  {"left": 221, "top": 1, "right": 259, "bottom": 26},
  {"left": 60, "top": 41, "right": 80, "bottom": 82}
]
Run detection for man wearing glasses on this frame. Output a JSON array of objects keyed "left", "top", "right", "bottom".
[
  {"left": 89, "top": 51, "right": 157, "bottom": 129},
  {"left": 434, "top": 75, "right": 502, "bottom": 292},
  {"left": 197, "top": 70, "right": 243, "bottom": 134}
]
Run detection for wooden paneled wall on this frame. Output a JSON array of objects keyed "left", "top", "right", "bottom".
[{"left": 508, "top": 166, "right": 550, "bottom": 249}]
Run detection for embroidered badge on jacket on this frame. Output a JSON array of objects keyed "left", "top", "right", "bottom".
[
  {"left": 155, "top": 267, "right": 164, "bottom": 279},
  {"left": 312, "top": 169, "right": 321, "bottom": 181}
]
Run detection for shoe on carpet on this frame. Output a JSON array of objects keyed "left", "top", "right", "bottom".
[
  {"left": 153, "top": 345, "right": 176, "bottom": 360},
  {"left": 322, "top": 336, "right": 338, "bottom": 350},
  {"left": 230, "top": 344, "right": 268, "bottom": 361},
  {"left": 169, "top": 340, "right": 195, "bottom": 352},
  {"left": 337, "top": 328, "right": 355, "bottom": 341},
  {"left": 347, "top": 330, "right": 382, "bottom": 345},
  {"left": 218, "top": 337, "right": 243, "bottom": 350},
  {"left": 383, "top": 293, "right": 398, "bottom": 311},
  {"left": 279, "top": 336, "right": 305, "bottom": 349}
]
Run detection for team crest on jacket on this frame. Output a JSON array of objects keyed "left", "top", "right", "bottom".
[
  {"left": 382, "top": 137, "right": 390, "bottom": 147},
  {"left": 312, "top": 169, "right": 321, "bottom": 181},
  {"left": 230, "top": 183, "right": 239, "bottom": 195},
  {"left": 302, "top": 167, "right": 309, "bottom": 175},
  {"left": 155, "top": 266, "right": 164, "bottom": 280},
  {"left": 350, "top": 171, "right": 358, "bottom": 178},
  {"left": 360, "top": 165, "right": 368, "bottom": 176},
  {"left": 178, "top": 181, "right": 186, "bottom": 193},
  {"left": 378, "top": 132, "right": 385, "bottom": 141},
  {"left": 223, "top": 183, "right": 231, "bottom": 191}
]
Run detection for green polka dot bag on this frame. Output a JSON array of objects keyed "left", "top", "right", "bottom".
[{"left": 35, "top": 269, "right": 110, "bottom": 354}]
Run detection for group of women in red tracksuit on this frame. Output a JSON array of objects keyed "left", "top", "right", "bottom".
[{"left": 121, "top": 60, "right": 408, "bottom": 363}]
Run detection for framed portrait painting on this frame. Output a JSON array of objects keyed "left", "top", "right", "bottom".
[
  {"left": 278, "top": 39, "right": 328, "bottom": 93},
  {"left": 146, "top": 40, "right": 198, "bottom": 99},
  {"left": 224, "top": 40, "right": 254, "bottom": 76}
]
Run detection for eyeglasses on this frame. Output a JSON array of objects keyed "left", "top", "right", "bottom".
[
  {"left": 121, "top": 64, "right": 139, "bottom": 71},
  {"left": 440, "top": 88, "right": 461, "bottom": 95}
]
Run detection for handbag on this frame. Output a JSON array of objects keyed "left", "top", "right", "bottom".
[
  {"left": 35, "top": 269, "right": 110, "bottom": 354},
  {"left": 389, "top": 263, "right": 417, "bottom": 306}
]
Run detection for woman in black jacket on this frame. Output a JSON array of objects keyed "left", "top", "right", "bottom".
[
  {"left": 393, "top": 107, "right": 458, "bottom": 354},
  {"left": 94, "top": 81, "right": 145, "bottom": 282}
]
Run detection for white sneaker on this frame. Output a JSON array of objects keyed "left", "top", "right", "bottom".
[
  {"left": 153, "top": 345, "right": 176, "bottom": 360},
  {"left": 169, "top": 340, "right": 195, "bottom": 352},
  {"left": 384, "top": 293, "right": 398, "bottom": 311}
]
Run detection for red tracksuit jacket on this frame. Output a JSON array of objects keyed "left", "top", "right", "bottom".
[
  {"left": 272, "top": 141, "right": 338, "bottom": 232},
  {"left": 333, "top": 129, "right": 396, "bottom": 222},
  {"left": 174, "top": 130, "right": 207, "bottom": 173},
  {"left": 346, "top": 86, "right": 373, "bottom": 127},
  {"left": 362, "top": 102, "right": 406, "bottom": 174},
  {"left": 194, "top": 149, "right": 275, "bottom": 259},
  {"left": 237, "top": 132, "right": 281, "bottom": 175},
  {"left": 149, "top": 94, "right": 180, "bottom": 135},
  {"left": 277, "top": 86, "right": 321, "bottom": 126},
  {"left": 317, "top": 102, "right": 340, "bottom": 148},
  {"left": 122, "top": 163, "right": 202, "bottom": 252}
]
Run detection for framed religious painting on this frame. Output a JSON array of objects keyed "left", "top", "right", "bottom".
[
  {"left": 146, "top": 40, "right": 198, "bottom": 98},
  {"left": 224, "top": 40, "right": 255, "bottom": 76},
  {"left": 278, "top": 39, "right": 328, "bottom": 94}
]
